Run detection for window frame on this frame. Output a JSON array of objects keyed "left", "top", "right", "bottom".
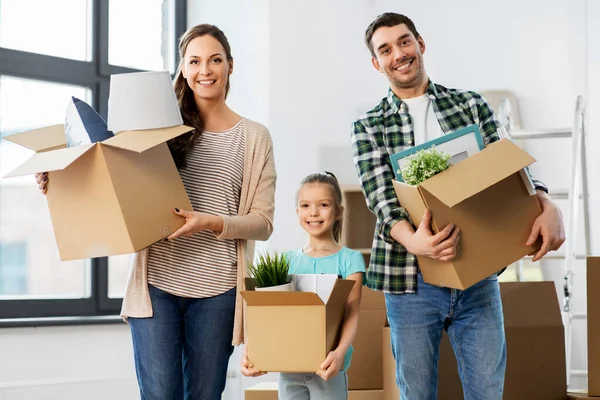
[{"left": 0, "top": 0, "right": 187, "bottom": 321}]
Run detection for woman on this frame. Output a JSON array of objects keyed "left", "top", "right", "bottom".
[{"left": 37, "top": 24, "right": 276, "bottom": 399}]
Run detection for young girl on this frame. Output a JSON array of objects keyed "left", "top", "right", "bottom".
[{"left": 242, "top": 171, "right": 365, "bottom": 399}]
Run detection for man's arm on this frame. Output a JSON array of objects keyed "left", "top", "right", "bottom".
[
  {"left": 352, "top": 120, "right": 458, "bottom": 259},
  {"left": 351, "top": 120, "right": 411, "bottom": 244}
]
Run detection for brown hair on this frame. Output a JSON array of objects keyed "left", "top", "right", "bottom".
[
  {"left": 168, "top": 24, "right": 233, "bottom": 169},
  {"left": 298, "top": 171, "right": 344, "bottom": 242},
  {"left": 364, "top": 13, "right": 420, "bottom": 57}
]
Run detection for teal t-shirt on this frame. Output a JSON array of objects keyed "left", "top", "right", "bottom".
[{"left": 285, "top": 246, "right": 366, "bottom": 372}]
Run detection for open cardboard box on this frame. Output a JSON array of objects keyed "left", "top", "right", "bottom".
[
  {"left": 241, "top": 276, "right": 355, "bottom": 372},
  {"left": 2, "top": 71, "right": 192, "bottom": 261},
  {"left": 393, "top": 139, "right": 542, "bottom": 289},
  {"left": 383, "top": 281, "right": 565, "bottom": 400}
]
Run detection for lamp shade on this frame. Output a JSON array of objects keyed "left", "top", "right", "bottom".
[{"left": 107, "top": 71, "right": 183, "bottom": 132}]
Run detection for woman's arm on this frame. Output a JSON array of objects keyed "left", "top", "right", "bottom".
[{"left": 316, "top": 271, "right": 364, "bottom": 381}]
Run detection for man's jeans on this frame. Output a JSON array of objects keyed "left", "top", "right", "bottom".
[
  {"left": 128, "top": 284, "right": 236, "bottom": 400},
  {"left": 385, "top": 273, "right": 506, "bottom": 400}
]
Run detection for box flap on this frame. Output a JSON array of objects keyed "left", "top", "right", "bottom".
[
  {"left": 326, "top": 279, "right": 356, "bottom": 306},
  {"left": 392, "top": 180, "right": 427, "bottom": 227},
  {"left": 3, "top": 124, "right": 66, "bottom": 152},
  {"left": 4, "top": 144, "right": 96, "bottom": 177},
  {"left": 101, "top": 125, "right": 193, "bottom": 153},
  {"left": 241, "top": 290, "right": 324, "bottom": 306},
  {"left": 419, "top": 139, "right": 536, "bottom": 207}
]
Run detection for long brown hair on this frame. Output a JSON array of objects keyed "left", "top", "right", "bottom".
[
  {"left": 168, "top": 24, "right": 233, "bottom": 169},
  {"left": 298, "top": 171, "right": 344, "bottom": 242}
]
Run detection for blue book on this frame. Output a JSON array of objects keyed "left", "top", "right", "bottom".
[{"left": 390, "top": 124, "right": 485, "bottom": 182}]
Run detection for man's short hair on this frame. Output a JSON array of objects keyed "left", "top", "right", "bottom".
[{"left": 365, "top": 13, "right": 420, "bottom": 57}]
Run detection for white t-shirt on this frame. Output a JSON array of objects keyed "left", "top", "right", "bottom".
[{"left": 402, "top": 94, "right": 444, "bottom": 145}]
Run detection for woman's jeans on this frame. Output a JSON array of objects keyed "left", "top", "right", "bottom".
[
  {"left": 128, "top": 284, "right": 236, "bottom": 400},
  {"left": 385, "top": 273, "right": 506, "bottom": 400}
]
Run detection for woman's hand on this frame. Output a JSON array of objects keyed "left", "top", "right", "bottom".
[
  {"left": 34, "top": 172, "right": 48, "bottom": 195},
  {"left": 240, "top": 345, "right": 266, "bottom": 377},
  {"left": 316, "top": 349, "right": 345, "bottom": 381},
  {"left": 167, "top": 209, "right": 224, "bottom": 240}
]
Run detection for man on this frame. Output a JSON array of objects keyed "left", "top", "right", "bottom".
[{"left": 351, "top": 12, "right": 565, "bottom": 400}]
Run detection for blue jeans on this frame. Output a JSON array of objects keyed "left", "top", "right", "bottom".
[
  {"left": 385, "top": 273, "right": 506, "bottom": 400},
  {"left": 128, "top": 284, "right": 236, "bottom": 400}
]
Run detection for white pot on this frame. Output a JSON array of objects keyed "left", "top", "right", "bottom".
[{"left": 255, "top": 281, "right": 295, "bottom": 292}]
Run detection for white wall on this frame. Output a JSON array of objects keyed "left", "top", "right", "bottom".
[{"left": 0, "top": 1, "right": 597, "bottom": 399}]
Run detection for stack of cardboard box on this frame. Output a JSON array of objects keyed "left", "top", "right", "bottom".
[
  {"left": 382, "top": 281, "right": 566, "bottom": 399},
  {"left": 345, "top": 287, "right": 387, "bottom": 399},
  {"left": 567, "top": 257, "right": 600, "bottom": 400}
]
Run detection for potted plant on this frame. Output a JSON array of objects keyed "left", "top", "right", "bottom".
[
  {"left": 400, "top": 145, "right": 452, "bottom": 185},
  {"left": 248, "top": 251, "right": 295, "bottom": 292}
]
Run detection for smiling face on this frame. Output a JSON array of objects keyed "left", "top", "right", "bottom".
[
  {"left": 296, "top": 183, "right": 342, "bottom": 240},
  {"left": 370, "top": 23, "right": 428, "bottom": 96},
  {"left": 181, "top": 34, "right": 233, "bottom": 102}
]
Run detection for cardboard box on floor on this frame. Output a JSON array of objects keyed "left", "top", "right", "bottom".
[
  {"left": 568, "top": 391, "right": 598, "bottom": 400},
  {"left": 347, "top": 286, "right": 387, "bottom": 390},
  {"left": 587, "top": 257, "right": 600, "bottom": 396},
  {"left": 383, "top": 282, "right": 566, "bottom": 400},
  {"left": 245, "top": 382, "right": 278, "bottom": 400},
  {"left": 3, "top": 71, "right": 192, "bottom": 261},
  {"left": 241, "top": 276, "right": 355, "bottom": 372},
  {"left": 393, "top": 139, "right": 542, "bottom": 290}
]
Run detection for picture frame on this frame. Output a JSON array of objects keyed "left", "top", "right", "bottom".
[{"left": 390, "top": 124, "right": 485, "bottom": 182}]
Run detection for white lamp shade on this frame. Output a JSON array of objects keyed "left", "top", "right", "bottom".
[{"left": 107, "top": 71, "right": 183, "bottom": 131}]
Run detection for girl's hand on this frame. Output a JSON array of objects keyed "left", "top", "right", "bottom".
[
  {"left": 35, "top": 172, "right": 48, "bottom": 195},
  {"left": 167, "top": 209, "right": 223, "bottom": 240},
  {"left": 316, "top": 349, "right": 344, "bottom": 381},
  {"left": 240, "top": 345, "right": 266, "bottom": 377}
]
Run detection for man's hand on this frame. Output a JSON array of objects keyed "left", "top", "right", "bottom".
[
  {"left": 316, "top": 349, "right": 345, "bottom": 381},
  {"left": 526, "top": 192, "right": 565, "bottom": 262},
  {"left": 392, "top": 209, "right": 460, "bottom": 261}
]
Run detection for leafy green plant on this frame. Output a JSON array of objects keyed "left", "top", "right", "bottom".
[
  {"left": 248, "top": 252, "right": 291, "bottom": 288},
  {"left": 400, "top": 146, "right": 452, "bottom": 185}
]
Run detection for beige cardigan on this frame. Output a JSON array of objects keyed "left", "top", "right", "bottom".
[{"left": 120, "top": 118, "right": 276, "bottom": 346}]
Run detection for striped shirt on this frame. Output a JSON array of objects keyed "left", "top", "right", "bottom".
[
  {"left": 351, "top": 82, "right": 548, "bottom": 294},
  {"left": 147, "top": 119, "right": 245, "bottom": 298}
]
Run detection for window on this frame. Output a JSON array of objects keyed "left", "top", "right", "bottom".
[{"left": 0, "top": 0, "right": 186, "bottom": 321}]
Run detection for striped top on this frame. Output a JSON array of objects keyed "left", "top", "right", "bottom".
[{"left": 146, "top": 119, "right": 245, "bottom": 298}]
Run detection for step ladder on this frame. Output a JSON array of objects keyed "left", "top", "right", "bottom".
[{"left": 495, "top": 94, "right": 590, "bottom": 388}]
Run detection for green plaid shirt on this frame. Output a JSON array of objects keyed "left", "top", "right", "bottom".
[{"left": 351, "top": 81, "right": 548, "bottom": 294}]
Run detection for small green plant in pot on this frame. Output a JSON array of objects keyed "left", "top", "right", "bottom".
[
  {"left": 248, "top": 251, "right": 295, "bottom": 292},
  {"left": 400, "top": 146, "right": 452, "bottom": 185}
]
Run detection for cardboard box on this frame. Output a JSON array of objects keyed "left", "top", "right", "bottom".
[
  {"left": 245, "top": 382, "right": 278, "bottom": 400},
  {"left": 588, "top": 257, "right": 600, "bottom": 396},
  {"left": 347, "top": 286, "right": 387, "bottom": 390},
  {"left": 3, "top": 71, "right": 193, "bottom": 261},
  {"left": 241, "top": 277, "right": 355, "bottom": 372},
  {"left": 568, "top": 391, "right": 597, "bottom": 399},
  {"left": 348, "top": 389, "right": 384, "bottom": 399},
  {"left": 392, "top": 139, "right": 542, "bottom": 289},
  {"left": 383, "top": 282, "right": 566, "bottom": 400}
]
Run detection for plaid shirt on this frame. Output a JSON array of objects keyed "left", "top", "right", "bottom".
[{"left": 351, "top": 81, "right": 548, "bottom": 294}]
